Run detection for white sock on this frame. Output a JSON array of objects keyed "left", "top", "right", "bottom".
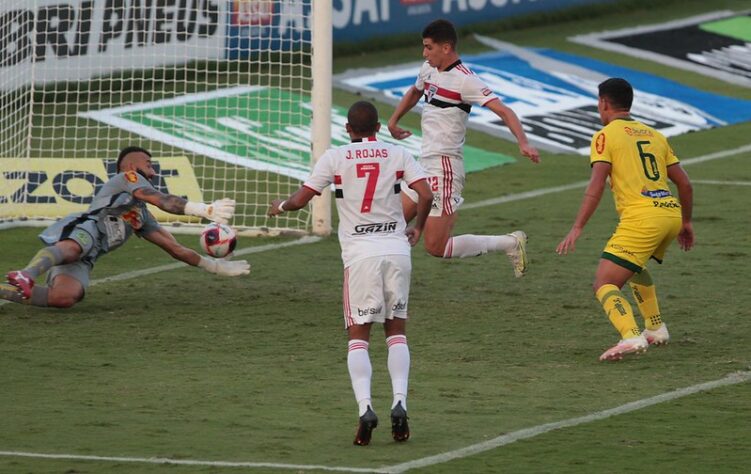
[
  {"left": 443, "top": 234, "right": 516, "bottom": 258},
  {"left": 347, "top": 339, "right": 372, "bottom": 416},
  {"left": 386, "top": 335, "right": 410, "bottom": 411}
]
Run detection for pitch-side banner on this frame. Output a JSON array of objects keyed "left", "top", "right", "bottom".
[
  {"left": 79, "top": 86, "right": 514, "bottom": 181},
  {"left": 226, "top": 0, "right": 617, "bottom": 55},
  {"left": 0, "top": 0, "right": 224, "bottom": 89},
  {"left": 570, "top": 11, "right": 751, "bottom": 88},
  {"left": 0, "top": 157, "right": 203, "bottom": 222},
  {"left": 335, "top": 36, "right": 751, "bottom": 155}
]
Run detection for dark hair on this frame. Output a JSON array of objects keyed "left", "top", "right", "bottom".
[
  {"left": 422, "top": 19, "right": 457, "bottom": 48},
  {"left": 598, "top": 78, "right": 633, "bottom": 110},
  {"left": 116, "top": 146, "right": 151, "bottom": 171},
  {"left": 347, "top": 101, "right": 379, "bottom": 135}
]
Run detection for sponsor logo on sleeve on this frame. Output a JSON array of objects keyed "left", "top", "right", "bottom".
[
  {"left": 595, "top": 133, "right": 606, "bottom": 154},
  {"left": 124, "top": 171, "right": 139, "bottom": 183}
]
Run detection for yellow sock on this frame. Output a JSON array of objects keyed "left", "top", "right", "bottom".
[
  {"left": 596, "top": 284, "right": 640, "bottom": 339},
  {"left": 629, "top": 269, "right": 663, "bottom": 330}
]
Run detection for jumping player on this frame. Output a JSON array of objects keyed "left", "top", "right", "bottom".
[{"left": 388, "top": 19, "right": 540, "bottom": 277}]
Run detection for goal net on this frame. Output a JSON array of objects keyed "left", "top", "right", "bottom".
[{"left": 0, "top": 0, "right": 331, "bottom": 236}]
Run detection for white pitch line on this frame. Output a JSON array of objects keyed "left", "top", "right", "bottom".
[
  {"left": 464, "top": 143, "right": 751, "bottom": 210},
  {"left": 693, "top": 179, "right": 751, "bottom": 187},
  {"left": 1, "top": 370, "right": 748, "bottom": 472},
  {"left": 0, "top": 236, "right": 321, "bottom": 307},
  {"left": 383, "top": 370, "right": 751, "bottom": 473},
  {"left": 0, "top": 451, "right": 387, "bottom": 473}
]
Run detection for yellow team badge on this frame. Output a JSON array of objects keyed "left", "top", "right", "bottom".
[{"left": 124, "top": 171, "right": 139, "bottom": 183}]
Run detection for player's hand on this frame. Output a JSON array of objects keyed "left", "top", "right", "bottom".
[
  {"left": 185, "top": 198, "right": 234, "bottom": 224},
  {"left": 268, "top": 199, "right": 285, "bottom": 217},
  {"left": 388, "top": 123, "right": 412, "bottom": 140},
  {"left": 207, "top": 198, "right": 235, "bottom": 224},
  {"left": 520, "top": 143, "right": 540, "bottom": 164},
  {"left": 677, "top": 222, "right": 694, "bottom": 251},
  {"left": 199, "top": 256, "right": 250, "bottom": 276},
  {"left": 405, "top": 226, "right": 422, "bottom": 246},
  {"left": 556, "top": 227, "right": 582, "bottom": 255}
]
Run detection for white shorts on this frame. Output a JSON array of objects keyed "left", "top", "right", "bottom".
[
  {"left": 342, "top": 255, "right": 411, "bottom": 328},
  {"left": 402, "top": 155, "right": 465, "bottom": 216}
]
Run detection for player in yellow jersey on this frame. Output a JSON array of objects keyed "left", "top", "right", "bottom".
[{"left": 556, "top": 78, "right": 694, "bottom": 361}]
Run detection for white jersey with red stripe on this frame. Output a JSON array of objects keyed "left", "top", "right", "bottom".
[
  {"left": 304, "top": 137, "right": 427, "bottom": 267},
  {"left": 415, "top": 59, "right": 498, "bottom": 159}
]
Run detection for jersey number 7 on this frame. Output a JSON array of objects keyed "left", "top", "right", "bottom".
[{"left": 356, "top": 163, "right": 380, "bottom": 213}]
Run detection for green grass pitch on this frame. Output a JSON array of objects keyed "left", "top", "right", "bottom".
[{"left": 1, "top": 0, "right": 750, "bottom": 472}]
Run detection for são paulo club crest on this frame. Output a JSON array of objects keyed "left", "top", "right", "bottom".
[{"left": 426, "top": 84, "right": 438, "bottom": 103}]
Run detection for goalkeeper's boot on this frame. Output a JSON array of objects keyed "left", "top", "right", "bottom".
[
  {"left": 7, "top": 270, "right": 34, "bottom": 300},
  {"left": 642, "top": 324, "right": 670, "bottom": 346},
  {"left": 353, "top": 406, "right": 378, "bottom": 446},
  {"left": 506, "top": 231, "right": 528, "bottom": 278},
  {"left": 390, "top": 401, "right": 410, "bottom": 442},
  {"left": 599, "top": 334, "right": 648, "bottom": 361}
]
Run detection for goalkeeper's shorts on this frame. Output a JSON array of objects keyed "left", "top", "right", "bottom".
[{"left": 343, "top": 255, "right": 411, "bottom": 328}]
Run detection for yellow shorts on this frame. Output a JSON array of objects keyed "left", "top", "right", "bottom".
[{"left": 602, "top": 215, "right": 681, "bottom": 272}]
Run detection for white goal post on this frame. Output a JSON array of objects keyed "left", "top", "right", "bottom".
[{"left": 0, "top": 0, "right": 332, "bottom": 236}]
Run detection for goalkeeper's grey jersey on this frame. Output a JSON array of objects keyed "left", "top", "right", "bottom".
[{"left": 40, "top": 170, "right": 161, "bottom": 259}]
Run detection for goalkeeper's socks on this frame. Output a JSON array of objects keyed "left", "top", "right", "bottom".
[
  {"left": 386, "top": 335, "right": 409, "bottom": 411},
  {"left": 0, "top": 283, "right": 24, "bottom": 304},
  {"left": 0, "top": 284, "right": 48, "bottom": 306},
  {"left": 347, "top": 339, "right": 372, "bottom": 416},
  {"left": 23, "top": 246, "right": 65, "bottom": 279},
  {"left": 443, "top": 234, "right": 516, "bottom": 258},
  {"left": 628, "top": 269, "right": 663, "bottom": 330},
  {"left": 596, "top": 284, "right": 641, "bottom": 339}
]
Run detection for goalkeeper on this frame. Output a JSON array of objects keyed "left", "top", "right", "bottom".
[{"left": 1, "top": 146, "right": 250, "bottom": 308}]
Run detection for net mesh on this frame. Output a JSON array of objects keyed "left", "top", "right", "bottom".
[{"left": 1, "top": 0, "right": 315, "bottom": 234}]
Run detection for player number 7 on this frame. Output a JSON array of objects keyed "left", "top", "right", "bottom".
[{"left": 356, "top": 162, "right": 380, "bottom": 213}]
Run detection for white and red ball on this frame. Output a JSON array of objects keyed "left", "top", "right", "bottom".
[{"left": 199, "top": 223, "right": 237, "bottom": 258}]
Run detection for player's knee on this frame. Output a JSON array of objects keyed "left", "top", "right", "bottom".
[
  {"left": 48, "top": 290, "right": 83, "bottom": 308},
  {"left": 425, "top": 243, "right": 444, "bottom": 257}
]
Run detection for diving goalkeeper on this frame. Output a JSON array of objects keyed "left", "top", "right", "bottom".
[{"left": 1, "top": 146, "right": 250, "bottom": 308}]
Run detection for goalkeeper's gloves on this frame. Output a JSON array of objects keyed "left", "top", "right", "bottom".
[
  {"left": 198, "top": 256, "right": 250, "bottom": 276},
  {"left": 185, "top": 198, "right": 235, "bottom": 224}
]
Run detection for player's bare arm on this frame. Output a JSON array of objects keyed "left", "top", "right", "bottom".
[
  {"left": 268, "top": 187, "right": 318, "bottom": 216},
  {"left": 143, "top": 226, "right": 201, "bottom": 265},
  {"left": 556, "top": 162, "right": 610, "bottom": 255},
  {"left": 405, "top": 178, "right": 432, "bottom": 246},
  {"left": 144, "top": 227, "right": 250, "bottom": 276},
  {"left": 667, "top": 163, "right": 695, "bottom": 251},
  {"left": 485, "top": 98, "right": 540, "bottom": 163},
  {"left": 388, "top": 86, "right": 422, "bottom": 140},
  {"left": 133, "top": 188, "right": 236, "bottom": 224},
  {"left": 133, "top": 187, "right": 187, "bottom": 214}
]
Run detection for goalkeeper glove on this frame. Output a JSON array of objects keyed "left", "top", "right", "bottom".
[
  {"left": 198, "top": 256, "right": 250, "bottom": 276},
  {"left": 185, "top": 198, "right": 235, "bottom": 224}
]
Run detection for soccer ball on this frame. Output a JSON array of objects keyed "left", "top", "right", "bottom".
[{"left": 200, "top": 223, "right": 237, "bottom": 258}]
